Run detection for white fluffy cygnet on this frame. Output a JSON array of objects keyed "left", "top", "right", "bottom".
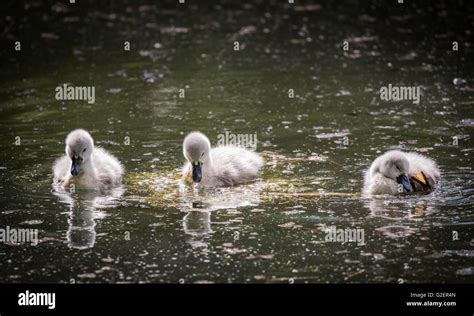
[
  {"left": 53, "top": 129, "right": 124, "bottom": 190},
  {"left": 363, "top": 150, "right": 440, "bottom": 196},
  {"left": 181, "top": 131, "right": 263, "bottom": 187}
]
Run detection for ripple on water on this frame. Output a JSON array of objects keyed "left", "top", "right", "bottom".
[
  {"left": 375, "top": 225, "right": 418, "bottom": 239},
  {"left": 456, "top": 267, "right": 474, "bottom": 276}
]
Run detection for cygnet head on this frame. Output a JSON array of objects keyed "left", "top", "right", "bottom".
[
  {"left": 65, "top": 129, "right": 94, "bottom": 176},
  {"left": 183, "top": 132, "right": 211, "bottom": 183},
  {"left": 374, "top": 150, "right": 413, "bottom": 193}
]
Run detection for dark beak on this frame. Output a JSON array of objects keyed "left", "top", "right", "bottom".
[
  {"left": 71, "top": 156, "right": 82, "bottom": 176},
  {"left": 396, "top": 174, "right": 413, "bottom": 193},
  {"left": 192, "top": 163, "right": 202, "bottom": 183}
]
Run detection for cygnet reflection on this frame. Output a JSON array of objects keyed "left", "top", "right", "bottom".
[
  {"left": 179, "top": 183, "right": 263, "bottom": 239},
  {"left": 53, "top": 186, "right": 124, "bottom": 249}
]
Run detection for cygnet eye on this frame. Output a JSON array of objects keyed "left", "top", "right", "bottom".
[
  {"left": 83, "top": 148, "right": 87, "bottom": 152},
  {"left": 201, "top": 152, "right": 204, "bottom": 157}
]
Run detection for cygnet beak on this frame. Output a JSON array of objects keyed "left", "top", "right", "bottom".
[
  {"left": 396, "top": 174, "right": 413, "bottom": 193},
  {"left": 192, "top": 162, "right": 202, "bottom": 183},
  {"left": 71, "top": 156, "right": 82, "bottom": 176}
]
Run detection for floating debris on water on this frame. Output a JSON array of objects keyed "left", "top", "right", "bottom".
[{"left": 453, "top": 78, "right": 467, "bottom": 86}]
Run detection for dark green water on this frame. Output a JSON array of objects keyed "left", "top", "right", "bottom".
[{"left": 0, "top": 1, "right": 473, "bottom": 283}]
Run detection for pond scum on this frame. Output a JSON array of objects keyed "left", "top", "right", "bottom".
[{"left": 125, "top": 151, "right": 359, "bottom": 212}]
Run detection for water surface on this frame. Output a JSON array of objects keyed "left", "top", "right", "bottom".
[{"left": 0, "top": 0, "right": 473, "bottom": 283}]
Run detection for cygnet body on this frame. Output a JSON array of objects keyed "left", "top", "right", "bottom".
[
  {"left": 53, "top": 129, "right": 124, "bottom": 190},
  {"left": 181, "top": 132, "right": 263, "bottom": 187},
  {"left": 363, "top": 150, "right": 440, "bottom": 196}
]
